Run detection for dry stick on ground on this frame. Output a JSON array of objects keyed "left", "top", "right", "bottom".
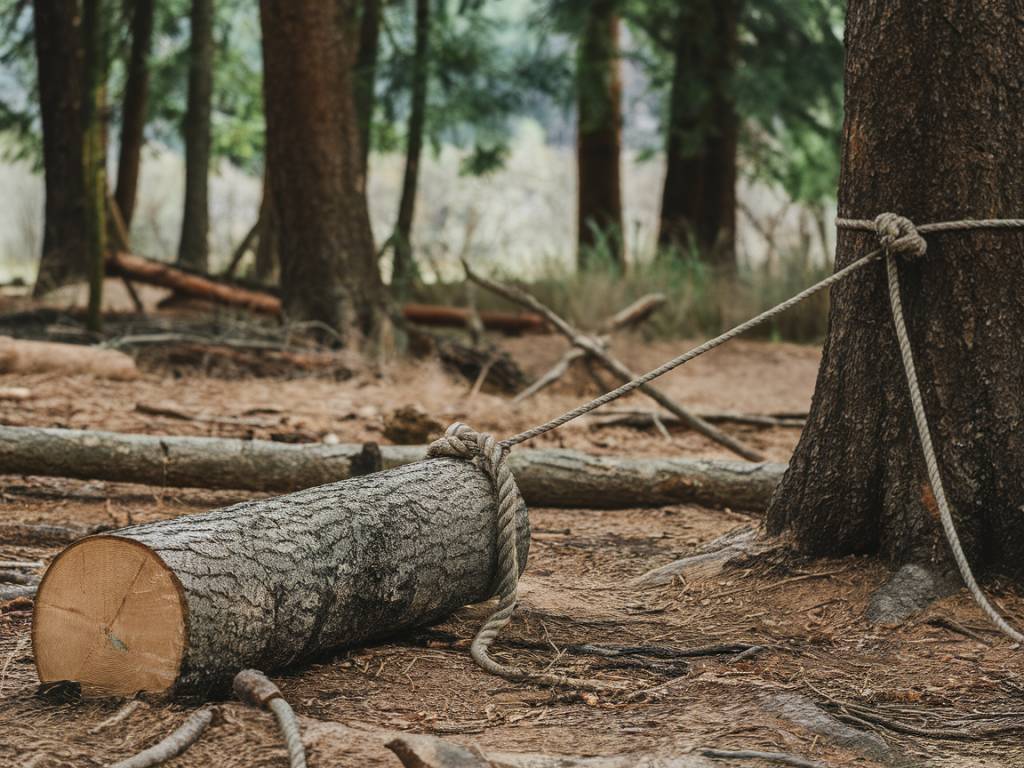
[
  {"left": 0, "top": 336, "right": 139, "bottom": 380},
  {"left": 0, "top": 424, "right": 785, "bottom": 509},
  {"left": 0, "top": 585, "right": 36, "bottom": 601},
  {"left": 700, "top": 748, "right": 827, "bottom": 768},
  {"left": 592, "top": 409, "right": 806, "bottom": 430},
  {"left": 512, "top": 294, "right": 665, "bottom": 405},
  {"left": 108, "top": 707, "right": 216, "bottom": 768},
  {"left": 233, "top": 669, "right": 307, "bottom": 768},
  {"left": 464, "top": 264, "right": 764, "bottom": 462}
]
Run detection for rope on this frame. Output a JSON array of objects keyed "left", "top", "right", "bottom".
[
  {"left": 439, "top": 213, "right": 1024, "bottom": 688},
  {"left": 863, "top": 216, "right": 1024, "bottom": 644},
  {"left": 233, "top": 669, "right": 307, "bottom": 768},
  {"left": 427, "top": 423, "right": 623, "bottom": 691}
]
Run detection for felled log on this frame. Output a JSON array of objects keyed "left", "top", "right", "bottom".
[
  {"left": 0, "top": 336, "right": 138, "bottom": 380},
  {"left": 0, "top": 425, "right": 785, "bottom": 509},
  {"left": 106, "top": 251, "right": 282, "bottom": 315},
  {"left": 33, "top": 457, "right": 531, "bottom": 695}
]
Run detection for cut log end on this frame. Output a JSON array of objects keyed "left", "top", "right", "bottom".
[{"left": 33, "top": 536, "right": 186, "bottom": 696}]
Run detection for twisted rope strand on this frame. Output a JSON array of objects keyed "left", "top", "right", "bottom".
[
  {"left": 443, "top": 213, "right": 1024, "bottom": 689},
  {"left": 502, "top": 248, "right": 884, "bottom": 448},
  {"left": 428, "top": 424, "right": 626, "bottom": 691},
  {"left": 877, "top": 232, "right": 1024, "bottom": 644}
]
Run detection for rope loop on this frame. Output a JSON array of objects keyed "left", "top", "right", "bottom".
[{"left": 874, "top": 212, "right": 927, "bottom": 260}]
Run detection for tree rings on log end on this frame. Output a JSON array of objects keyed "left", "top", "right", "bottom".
[{"left": 33, "top": 536, "right": 186, "bottom": 696}]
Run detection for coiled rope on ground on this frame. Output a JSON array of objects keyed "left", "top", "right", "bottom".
[{"left": 441, "top": 214, "right": 1024, "bottom": 688}]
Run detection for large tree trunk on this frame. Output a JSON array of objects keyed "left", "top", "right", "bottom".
[
  {"left": 391, "top": 0, "right": 429, "bottom": 299},
  {"left": 766, "top": 1, "right": 1024, "bottom": 580},
  {"left": 33, "top": 457, "right": 530, "bottom": 695},
  {"left": 354, "top": 0, "right": 380, "bottom": 174},
  {"left": 0, "top": 425, "right": 785, "bottom": 510},
  {"left": 657, "top": 0, "right": 739, "bottom": 270},
  {"left": 81, "top": 0, "right": 108, "bottom": 332},
  {"left": 575, "top": 0, "right": 624, "bottom": 271},
  {"left": 31, "top": 0, "right": 88, "bottom": 295},
  {"left": 113, "top": 0, "right": 155, "bottom": 229},
  {"left": 260, "top": 0, "right": 391, "bottom": 346},
  {"left": 177, "top": 0, "right": 214, "bottom": 271}
]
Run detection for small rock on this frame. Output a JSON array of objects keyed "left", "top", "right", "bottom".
[
  {"left": 762, "top": 692, "right": 891, "bottom": 761},
  {"left": 383, "top": 405, "right": 443, "bottom": 444},
  {"left": 866, "top": 564, "right": 960, "bottom": 626}
]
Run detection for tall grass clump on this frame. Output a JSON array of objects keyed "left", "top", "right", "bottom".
[{"left": 416, "top": 241, "right": 833, "bottom": 344}]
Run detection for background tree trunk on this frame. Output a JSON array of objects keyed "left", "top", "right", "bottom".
[
  {"left": 657, "top": 0, "right": 739, "bottom": 270},
  {"left": 177, "top": 0, "right": 213, "bottom": 271},
  {"left": 391, "top": 0, "right": 429, "bottom": 299},
  {"left": 113, "top": 0, "right": 155, "bottom": 229},
  {"left": 575, "top": 0, "right": 624, "bottom": 271},
  {"left": 81, "top": 0, "right": 108, "bottom": 332},
  {"left": 253, "top": 170, "right": 278, "bottom": 282},
  {"left": 31, "top": 0, "right": 88, "bottom": 295},
  {"left": 354, "top": 0, "right": 380, "bottom": 175},
  {"left": 766, "top": 0, "right": 1024, "bottom": 580},
  {"left": 260, "top": 0, "right": 390, "bottom": 345}
]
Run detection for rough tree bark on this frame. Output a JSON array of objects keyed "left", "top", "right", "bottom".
[
  {"left": 114, "top": 0, "right": 155, "bottom": 228},
  {"left": 31, "top": 0, "right": 88, "bottom": 295},
  {"left": 81, "top": 0, "right": 108, "bottom": 332},
  {"left": 33, "top": 458, "right": 529, "bottom": 694},
  {"left": 0, "top": 425, "right": 784, "bottom": 509},
  {"left": 658, "top": 0, "right": 739, "bottom": 270},
  {"left": 354, "top": 0, "right": 380, "bottom": 174},
  {"left": 391, "top": 0, "right": 429, "bottom": 298},
  {"left": 177, "top": 0, "right": 214, "bottom": 271},
  {"left": 260, "top": 0, "right": 391, "bottom": 346},
  {"left": 575, "top": 0, "right": 624, "bottom": 270},
  {"left": 766, "top": 1, "right": 1024, "bottom": 580}
]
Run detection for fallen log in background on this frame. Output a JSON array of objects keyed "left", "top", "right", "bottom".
[
  {"left": 0, "top": 425, "right": 785, "bottom": 510},
  {"left": 0, "top": 336, "right": 138, "bottom": 380},
  {"left": 33, "top": 457, "right": 531, "bottom": 695},
  {"left": 107, "top": 250, "right": 546, "bottom": 334}
]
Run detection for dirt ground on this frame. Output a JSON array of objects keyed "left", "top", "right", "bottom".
[{"left": 1, "top": 304, "right": 1023, "bottom": 767}]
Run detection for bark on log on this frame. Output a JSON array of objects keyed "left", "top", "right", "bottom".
[
  {"left": 106, "top": 251, "right": 281, "bottom": 314},
  {"left": 0, "top": 425, "right": 784, "bottom": 510},
  {"left": 0, "top": 336, "right": 138, "bottom": 379},
  {"left": 33, "top": 458, "right": 531, "bottom": 695}
]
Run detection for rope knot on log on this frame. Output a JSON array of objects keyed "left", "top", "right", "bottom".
[
  {"left": 874, "top": 212, "right": 927, "bottom": 260},
  {"left": 428, "top": 423, "right": 530, "bottom": 680}
]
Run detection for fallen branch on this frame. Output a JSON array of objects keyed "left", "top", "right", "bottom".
[
  {"left": 632, "top": 527, "right": 777, "bottom": 588},
  {"left": 0, "top": 522, "right": 105, "bottom": 547},
  {"left": 107, "top": 251, "right": 282, "bottom": 314},
  {"left": 593, "top": 410, "right": 806, "bottom": 430},
  {"left": 700, "top": 748, "right": 826, "bottom": 768},
  {"left": 465, "top": 264, "right": 764, "bottom": 462},
  {"left": 0, "top": 585, "right": 36, "bottom": 601},
  {"left": 0, "top": 386, "right": 31, "bottom": 400},
  {"left": 0, "top": 425, "right": 785, "bottom": 509},
  {"left": 403, "top": 302, "right": 545, "bottom": 334}
]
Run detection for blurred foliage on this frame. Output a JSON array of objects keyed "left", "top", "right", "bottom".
[{"left": 0, "top": 0, "right": 846, "bottom": 213}]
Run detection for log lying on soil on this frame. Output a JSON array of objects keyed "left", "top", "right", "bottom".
[
  {"left": 33, "top": 457, "right": 531, "bottom": 695},
  {"left": 109, "top": 250, "right": 546, "bottom": 335},
  {"left": 0, "top": 425, "right": 785, "bottom": 509},
  {"left": 0, "top": 336, "right": 138, "bottom": 379},
  {"left": 107, "top": 251, "right": 282, "bottom": 314}
]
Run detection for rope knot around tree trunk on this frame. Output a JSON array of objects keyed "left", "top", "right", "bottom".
[{"left": 874, "top": 212, "right": 927, "bottom": 260}]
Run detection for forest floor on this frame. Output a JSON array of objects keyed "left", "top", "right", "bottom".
[{"left": 1, "top": 298, "right": 1022, "bottom": 767}]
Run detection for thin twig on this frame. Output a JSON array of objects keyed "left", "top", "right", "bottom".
[
  {"left": 464, "top": 261, "right": 764, "bottom": 461},
  {"left": 702, "top": 748, "right": 827, "bottom": 768},
  {"left": 233, "top": 669, "right": 307, "bottom": 768}
]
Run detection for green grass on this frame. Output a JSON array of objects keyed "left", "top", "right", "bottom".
[{"left": 414, "top": 247, "right": 833, "bottom": 344}]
